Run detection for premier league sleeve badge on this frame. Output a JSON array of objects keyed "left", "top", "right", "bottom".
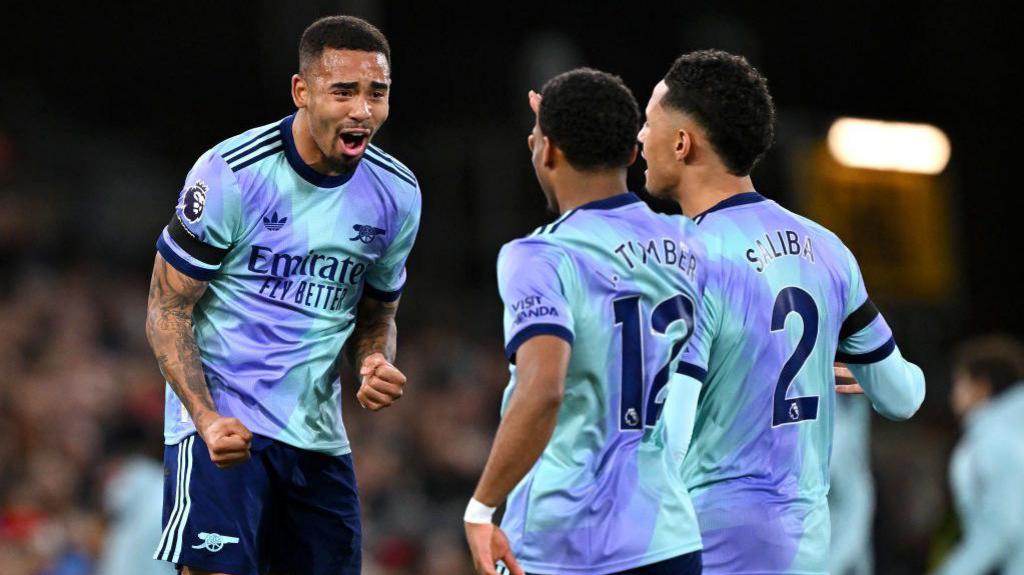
[{"left": 181, "top": 180, "right": 209, "bottom": 223}]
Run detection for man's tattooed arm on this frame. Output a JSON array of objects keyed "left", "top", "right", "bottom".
[
  {"left": 145, "top": 253, "right": 217, "bottom": 432},
  {"left": 346, "top": 295, "right": 400, "bottom": 367}
]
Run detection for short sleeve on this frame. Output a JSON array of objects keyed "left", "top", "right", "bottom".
[
  {"left": 497, "top": 240, "right": 575, "bottom": 363},
  {"left": 156, "top": 150, "right": 241, "bottom": 281},
  {"left": 363, "top": 187, "right": 421, "bottom": 302},
  {"left": 836, "top": 247, "right": 895, "bottom": 364}
]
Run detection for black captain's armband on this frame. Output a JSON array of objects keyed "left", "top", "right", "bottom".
[
  {"left": 168, "top": 214, "right": 229, "bottom": 265},
  {"left": 839, "top": 299, "right": 879, "bottom": 341}
]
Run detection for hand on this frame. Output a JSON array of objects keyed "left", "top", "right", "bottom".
[
  {"left": 198, "top": 414, "right": 253, "bottom": 468},
  {"left": 464, "top": 522, "right": 524, "bottom": 575},
  {"left": 356, "top": 352, "right": 407, "bottom": 411},
  {"left": 834, "top": 362, "right": 864, "bottom": 395},
  {"left": 528, "top": 90, "right": 542, "bottom": 114}
]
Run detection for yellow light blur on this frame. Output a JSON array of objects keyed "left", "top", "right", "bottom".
[{"left": 827, "top": 117, "right": 951, "bottom": 175}]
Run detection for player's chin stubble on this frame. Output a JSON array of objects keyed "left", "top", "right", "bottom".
[{"left": 643, "top": 173, "right": 673, "bottom": 202}]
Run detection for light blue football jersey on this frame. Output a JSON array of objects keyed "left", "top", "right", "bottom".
[
  {"left": 828, "top": 394, "right": 875, "bottom": 575},
  {"left": 497, "top": 192, "right": 707, "bottom": 575},
  {"left": 937, "top": 384, "right": 1024, "bottom": 575},
  {"left": 679, "top": 191, "right": 924, "bottom": 574},
  {"left": 156, "top": 114, "right": 421, "bottom": 455}
]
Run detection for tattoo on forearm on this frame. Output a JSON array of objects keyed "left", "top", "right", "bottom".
[
  {"left": 347, "top": 298, "right": 399, "bottom": 367},
  {"left": 146, "top": 256, "right": 215, "bottom": 425}
]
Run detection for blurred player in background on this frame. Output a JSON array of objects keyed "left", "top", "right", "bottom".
[
  {"left": 828, "top": 392, "right": 875, "bottom": 575},
  {"left": 934, "top": 335, "right": 1024, "bottom": 575},
  {"left": 94, "top": 423, "right": 176, "bottom": 575},
  {"left": 144, "top": 15, "right": 420, "bottom": 575},
  {"left": 637, "top": 49, "right": 926, "bottom": 574},
  {"left": 464, "top": 69, "right": 707, "bottom": 575}
]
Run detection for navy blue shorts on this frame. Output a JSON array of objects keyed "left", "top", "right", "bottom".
[
  {"left": 153, "top": 434, "right": 361, "bottom": 575},
  {"left": 522, "top": 550, "right": 702, "bottom": 575}
]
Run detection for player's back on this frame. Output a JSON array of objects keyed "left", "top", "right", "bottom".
[
  {"left": 497, "top": 192, "right": 704, "bottom": 575},
  {"left": 682, "top": 192, "right": 863, "bottom": 574}
]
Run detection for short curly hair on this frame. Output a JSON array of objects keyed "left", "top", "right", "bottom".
[
  {"left": 538, "top": 68, "right": 640, "bottom": 171},
  {"left": 299, "top": 16, "right": 390, "bottom": 73},
  {"left": 662, "top": 50, "right": 775, "bottom": 176}
]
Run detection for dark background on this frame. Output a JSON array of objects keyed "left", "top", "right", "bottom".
[
  {"left": 0, "top": 2, "right": 1017, "bottom": 574},
  {"left": 1, "top": 1, "right": 1016, "bottom": 331}
]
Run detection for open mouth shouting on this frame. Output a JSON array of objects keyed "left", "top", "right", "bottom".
[{"left": 339, "top": 128, "right": 371, "bottom": 157}]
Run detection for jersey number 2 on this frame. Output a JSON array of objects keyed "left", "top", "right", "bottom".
[
  {"left": 771, "top": 286, "right": 820, "bottom": 426},
  {"left": 613, "top": 294, "right": 696, "bottom": 431}
]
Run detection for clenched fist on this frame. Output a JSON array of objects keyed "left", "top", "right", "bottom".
[
  {"left": 198, "top": 415, "right": 253, "bottom": 468},
  {"left": 356, "top": 352, "right": 407, "bottom": 411}
]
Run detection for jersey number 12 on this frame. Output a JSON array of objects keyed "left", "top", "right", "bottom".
[{"left": 613, "top": 294, "right": 696, "bottom": 431}]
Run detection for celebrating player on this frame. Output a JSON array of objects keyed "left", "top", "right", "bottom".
[
  {"left": 465, "top": 69, "right": 707, "bottom": 575},
  {"left": 637, "top": 50, "right": 926, "bottom": 574},
  {"left": 144, "top": 15, "right": 420, "bottom": 575}
]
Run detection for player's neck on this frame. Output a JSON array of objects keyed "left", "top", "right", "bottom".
[
  {"left": 677, "top": 172, "right": 755, "bottom": 218},
  {"left": 292, "top": 109, "right": 349, "bottom": 176},
  {"left": 554, "top": 170, "right": 629, "bottom": 214}
]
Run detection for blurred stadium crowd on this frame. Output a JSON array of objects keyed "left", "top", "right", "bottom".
[{"left": 0, "top": 240, "right": 507, "bottom": 574}]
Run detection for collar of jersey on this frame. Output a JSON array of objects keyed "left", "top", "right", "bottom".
[
  {"left": 279, "top": 114, "right": 357, "bottom": 188},
  {"left": 575, "top": 191, "right": 642, "bottom": 211},
  {"left": 694, "top": 190, "right": 765, "bottom": 219}
]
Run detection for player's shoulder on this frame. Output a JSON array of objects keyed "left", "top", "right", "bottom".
[
  {"left": 496, "top": 235, "right": 573, "bottom": 299},
  {"left": 533, "top": 192, "right": 675, "bottom": 237},
  {"left": 498, "top": 231, "right": 571, "bottom": 277},
  {"left": 175, "top": 120, "right": 283, "bottom": 202},
  {"left": 692, "top": 191, "right": 768, "bottom": 227},
  {"left": 981, "top": 386, "right": 1024, "bottom": 433},
  {"left": 640, "top": 210, "right": 710, "bottom": 265},
  {"left": 779, "top": 204, "right": 840, "bottom": 240},
  {"left": 500, "top": 232, "right": 564, "bottom": 262},
  {"left": 362, "top": 144, "right": 420, "bottom": 193},
  {"left": 704, "top": 193, "right": 849, "bottom": 250},
  {"left": 207, "top": 119, "right": 285, "bottom": 174},
  {"left": 359, "top": 144, "right": 421, "bottom": 221},
  {"left": 647, "top": 207, "right": 702, "bottom": 239}
]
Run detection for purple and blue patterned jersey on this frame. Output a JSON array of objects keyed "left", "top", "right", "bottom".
[
  {"left": 156, "top": 114, "right": 420, "bottom": 455},
  {"left": 497, "top": 193, "right": 707, "bottom": 575},
  {"left": 679, "top": 192, "right": 924, "bottom": 574}
]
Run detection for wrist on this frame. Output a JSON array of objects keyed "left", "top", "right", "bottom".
[
  {"left": 193, "top": 409, "right": 219, "bottom": 436},
  {"left": 361, "top": 350, "right": 387, "bottom": 364},
  {"left": 464, "top": 497, "right": 497, "bottom": 524}
]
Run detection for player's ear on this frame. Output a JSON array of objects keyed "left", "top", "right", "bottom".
[
  {"left": 675, "top": 129, "right": 692, "bottom": 163},
  {"left": 541, "top": 136, "right": 557, "bottom": 169},
  {"left": 291, "top": 74, "right": 308, "bottom": 108},
  {"left": 626, "top": 144, "right": 639, "bottom": 168}
]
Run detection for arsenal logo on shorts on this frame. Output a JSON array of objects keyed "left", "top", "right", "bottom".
[{"left": 182, "top": 180, "right": 209, "bottom": 223}]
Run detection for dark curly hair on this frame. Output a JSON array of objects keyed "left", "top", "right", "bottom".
[
  {"left": 538, "top": 68, "right": 640, "bottom": 171},
  {"left": 662, "top": 50, "right": 775, "bottom": 176},
  {"left": 299, "top": 16, "right": 390, "bottom": 73}
]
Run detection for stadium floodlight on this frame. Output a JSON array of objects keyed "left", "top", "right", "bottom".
[{"left": 827, "top": 117, "right": 951, "bottom": 175}]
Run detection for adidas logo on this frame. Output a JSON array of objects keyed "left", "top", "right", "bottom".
[{"left": 263, "top": 211, "right": 288, "bottom": 231}]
